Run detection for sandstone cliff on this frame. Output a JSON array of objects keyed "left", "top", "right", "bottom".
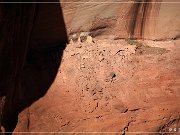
[
  {"left": 61, "top": 0, "right": 180, "bottom": 40},
  {"left": 0, "top": 1, "right": 179, "bottom": 134}
]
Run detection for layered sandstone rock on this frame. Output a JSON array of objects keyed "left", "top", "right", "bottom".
[{"left": 61, "top": 0, "right": 180, "bottom": 40}]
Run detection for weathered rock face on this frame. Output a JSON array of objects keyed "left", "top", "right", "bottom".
[
  {"left": 15, "top": 39, "right": 180, "bottom": 134},
  {"left": 61, "top": 0, "right": 180, "bottom": 40},
  {"left": 1, "top": 0, "right": 179, "bottom": 134}
]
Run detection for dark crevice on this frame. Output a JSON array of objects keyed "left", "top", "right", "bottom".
[
  {"left": 27, "top": 108, "right": 30, "bottom": 132},
  {"left": 122, "top": 120, "right": 134, "bottom": 135}
]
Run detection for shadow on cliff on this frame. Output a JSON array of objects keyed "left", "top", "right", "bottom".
[{"left": 0, "top": 0, "right": 67, "bottom": 133}]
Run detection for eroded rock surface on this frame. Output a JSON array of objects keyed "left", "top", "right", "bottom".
[
  {"left": 15, "top": 39, "right": 180, "bottom": 134},
  {"left": 61, "top": 0, "right": 180, "bottom": 40}
]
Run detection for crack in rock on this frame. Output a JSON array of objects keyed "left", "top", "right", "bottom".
[
  {"left": 61, "top": 121, "right": 70, "bottom": 127},
  {"left": 89, "top": 102, "right": 99, "bottom": 113},
  {"left": 122, "top": 120, "right": 135, "bottom": 135},
  {"left": 27, "top": 108, "right": 30, "bottom": 132}
]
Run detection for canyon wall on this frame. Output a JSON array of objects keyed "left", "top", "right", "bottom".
[
  {"left": 0, "top": 0, "right": 179, "bottom": 133},
  {"left": 61, "top": 0, "right": 180, "bottom": 40}
]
